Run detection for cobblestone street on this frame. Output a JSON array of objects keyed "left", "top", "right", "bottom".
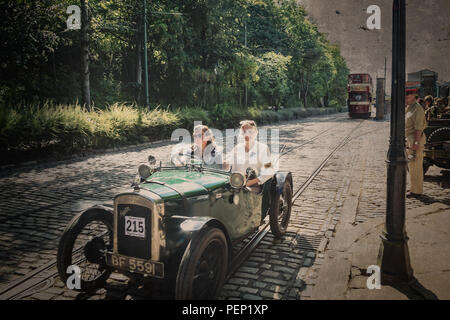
[{"left": 0, "top": 113, "right": 448, "bottom": 300}]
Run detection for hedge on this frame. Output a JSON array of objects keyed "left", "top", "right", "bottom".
[{"left": 0, "top": 103, "right": 346, "bottom": 164}]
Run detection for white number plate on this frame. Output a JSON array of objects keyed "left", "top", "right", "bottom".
[{"left": 125, "top": 216, "right": 145, "bottom": 238}]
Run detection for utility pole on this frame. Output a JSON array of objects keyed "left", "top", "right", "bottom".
[
  {"left": 143, "top": 0, "right": 150, "bottom": 108},
  {"left": 244, "top": 21, "right": 248, "bottom": 108},
  {"left": 80, "top": 0, "right": 91, "bottom": 111},
  {"left": 376, "top": 77, "right": 385, "bottom": 120},
  {"left": 377, "top": 0, "right": 413, "bottom": 285},
  {"left": 384, "top": 56, "right": 387, "bottom": 115},
  {"left": 141, "top": 4, "right": 183, "bottom": 109}
]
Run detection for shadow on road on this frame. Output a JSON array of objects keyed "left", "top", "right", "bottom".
[{"left": 392, "top": 277, "right": 439, "bottom": 300}]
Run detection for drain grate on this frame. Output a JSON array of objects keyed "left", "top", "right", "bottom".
[{"left": 294, "top": 234, "right": 323, "bottom": 251}]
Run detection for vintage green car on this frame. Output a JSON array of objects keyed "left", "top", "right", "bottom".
[{"left": 57, "top": 156, "right": 293, "bottom": 299}]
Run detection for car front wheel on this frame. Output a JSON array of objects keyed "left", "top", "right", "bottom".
[
  {"left": 175, "top": 227, "right": 228, "bottom": 300},
  {"left": 269, "top": 181, "right": 293, "bottom": 238},
  {"left": 57, "top": 208, "right": 113, "bottom": 292}
]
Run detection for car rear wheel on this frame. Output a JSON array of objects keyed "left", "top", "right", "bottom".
[
  {"left": 427, "top": 127, "right": 450, "bottom": 144},
  {"left": 175, "top": 227, "right": 228, "bottom": 300},
  {"left": 269, "top": 180, "right": 293, "bottom": 238},
  {"left": 57, "top": 208, "right": 113, "bottom": 292}
]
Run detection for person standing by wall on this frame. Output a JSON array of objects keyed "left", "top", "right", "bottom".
[{"left": 405, "top": 93, "right": 427, "bottom": 197}]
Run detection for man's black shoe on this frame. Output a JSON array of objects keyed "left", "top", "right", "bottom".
[{"left": 406, "top": 192, "right": 422, "bottom": 198}]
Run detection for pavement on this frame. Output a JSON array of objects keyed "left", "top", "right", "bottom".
[
  {"left": 310, "top": 117, "right": 450, "bottom": 300},
  {"left": 312, "top": 203, "right": 450, "bottom": 300}
]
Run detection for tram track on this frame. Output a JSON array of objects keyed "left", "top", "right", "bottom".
[
  {"left": 0, "top": 245, "right": 86, "bottom": 300},
  {"left": 0, "top": 116, "right": 345, "bottom": 226},
  {"left": 227, "top": 120, "right": 364, "bottom": 283},
  {"left": 0, "top": 117, "right": 362, "bottom": 300}
]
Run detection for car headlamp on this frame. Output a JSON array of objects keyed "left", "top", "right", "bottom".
[{"left": 230, "top": 172, "right": 246, "bottom": 188}]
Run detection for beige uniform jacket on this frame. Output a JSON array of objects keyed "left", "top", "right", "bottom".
[{"left": 405, "top": 102, "right": 427, "bottom": 141}]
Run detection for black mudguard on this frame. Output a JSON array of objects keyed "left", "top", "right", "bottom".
[{"left": 161, "top": 215, "right": 232, "bottom": 280}]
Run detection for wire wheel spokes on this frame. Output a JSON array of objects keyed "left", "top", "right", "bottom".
[
  {"left": 72, "top": 220, "right": 112, "bottom": 283},
  {"left": 192, "top": 241, "right": 223, "bottom": 299}
]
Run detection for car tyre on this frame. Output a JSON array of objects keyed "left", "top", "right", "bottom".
[
  {"left": 175, "top": 227, "right": 228, "bottom": 300},
  {"left": 427, "top": 127, "right": 450, "bottom": 144},
  {"left": 269, "top": 180, "right": 293, "bottom": 238},
  {"left": 57, "top": 208, "right": 113, "bottom": 292}
]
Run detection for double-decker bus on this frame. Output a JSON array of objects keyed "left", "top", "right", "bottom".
[{"left": 347, "top": 73, "right": 373, "bottom": 119}]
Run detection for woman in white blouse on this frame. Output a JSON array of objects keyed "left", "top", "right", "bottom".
[{"left": 224, "top": 120, "right": 274, "bottom": 188}]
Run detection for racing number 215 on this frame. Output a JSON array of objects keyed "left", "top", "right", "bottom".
[{"left": 126, "top": 219, "right": 144, "bottom": 233}]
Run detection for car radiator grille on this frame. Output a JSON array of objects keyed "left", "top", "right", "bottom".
[{"left": 116, "top": 203, "right": 152, "bottom": 260}]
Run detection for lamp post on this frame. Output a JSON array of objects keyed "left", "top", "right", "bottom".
[{"left": 377, "top": 0, "right": 413, "bottom": 284}]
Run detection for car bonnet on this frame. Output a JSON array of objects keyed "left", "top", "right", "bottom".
[{"left": 140, "top": 169, "right": 229, "bottom": 201}]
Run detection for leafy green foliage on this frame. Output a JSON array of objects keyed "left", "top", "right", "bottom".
[
  {"left": 255, "top": 52, "right": 291, "bottom": 109},
  {"left": 1, "top": 0, "right": 348, "bottom": 110},
  {"left": 0, "top": 102, "right": 344, "bottom": 164},
  {"left": 0, "top": 0, "right": 350, "bottom": 164}
]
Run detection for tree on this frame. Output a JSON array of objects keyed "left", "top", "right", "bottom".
[
  {"left": 80, "top": 0, "right": 91, "bottom": 110},
  {"left": 221, "top": 52, "right": 259, "bottom": 107},
  {"left": 0, "top": 0, "right": 349, "bottom": 111},
  {"left": 0, "top": 0, "right": 67, "bottom": 104},
  {"left": 255, "top": 52, "right": 291, "bottom": 110},
  {"left": 279, "top": 0, "right": 323, "bottom": 107},
  {"left": 245, "top": 0, "right": 290, "bottom": 56},
  {"left": 328, "top": 45, "right": 349, "bottom": 107}
]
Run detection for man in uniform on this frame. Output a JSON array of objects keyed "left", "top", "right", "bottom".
[{"left": 405, "top": 93, "right": 427, "bottom": 197}]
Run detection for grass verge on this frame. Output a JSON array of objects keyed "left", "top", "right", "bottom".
[{"left": 0, "top": 102, "right": 346, "bottom": 166}]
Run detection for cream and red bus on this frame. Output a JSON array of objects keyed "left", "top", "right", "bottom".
[{"left": 347, "top": 73, "right": 373, "bottom": 119}]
